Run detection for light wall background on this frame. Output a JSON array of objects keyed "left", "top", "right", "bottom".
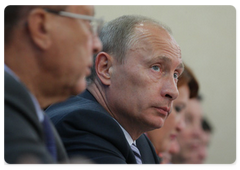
[{"left": 94, "top": 5, "right": 236, "bottom": 164}]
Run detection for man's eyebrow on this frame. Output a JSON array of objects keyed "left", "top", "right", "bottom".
[
  {"left": 146, "top": 56, "right": 171, "bottom": 65},
  {"left": 177, "top": 62, "right": 184, "bottom": 71},
  {"left": 147, "top": 55, "right": 184, "bottom": 73},
  {"left": 157, "top": 56, "right": 171, "bottom": 63}
]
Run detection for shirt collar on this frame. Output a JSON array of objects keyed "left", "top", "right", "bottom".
[
  {"left": 112, "top": 118, "right": 135, "bottom": 146},
  {"left": 4, "top": 64, "right": 19, "bottom": 81}
]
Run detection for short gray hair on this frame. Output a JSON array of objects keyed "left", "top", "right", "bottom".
[{"left": 87, "top": 15, "right": 171, "bottom": 82}]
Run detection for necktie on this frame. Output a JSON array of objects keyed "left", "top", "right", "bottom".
[
  {"left": 42, "top": 114, "right": 57, "bottom": 162},
  {"left": 131, "top": 143, "right": 142, "bottom": 164}
]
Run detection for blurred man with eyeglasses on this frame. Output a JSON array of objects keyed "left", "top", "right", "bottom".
[{"left": 4, "top": 5, "right": 102, "bottom": 163}]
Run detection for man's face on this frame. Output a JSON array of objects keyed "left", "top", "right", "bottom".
[
  {"left": 176, "top": 98, "right": 203, "bottom": 163},
  {"left": 108, "top": 23, "right": 183, "bottom": 133},
  {"left": 188, "top": 130, "right": 211, "bottom": 164},
  {"left": 44, "top": 5, "right": 102, "bottom": 99},
  {"left": 159, "top": 139, "right": 180, "bottom": 164}
]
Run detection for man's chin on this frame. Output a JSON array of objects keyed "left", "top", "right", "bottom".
[
  {"left": 71, "top": 78, "right": 87, "bottom": 95},
  {"left": 154, "top": 118, "right": 166, "bottom": 129},
  {"left": 147, "top": 121, "right": 165, "bottom": 131}
]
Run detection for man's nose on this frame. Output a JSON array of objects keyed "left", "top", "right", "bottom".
[
  {"left": 192, "top": 123, "right": 203, "bottom": 138},
  {"left": 161, "top": 77, "right": 179, "bottom": 101},
  {"left": 176, "top": 116, "right": 186, "bottom": 132}
]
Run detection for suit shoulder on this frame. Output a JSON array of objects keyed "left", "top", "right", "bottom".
[
  {"left": 46, "top": 95, "right": 109, "bottom": 125},
  {"left": 4, "top": 71, "right": 39, "bottom": 130}
]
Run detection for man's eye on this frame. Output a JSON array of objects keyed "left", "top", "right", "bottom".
[
  {"left": 152, "top": 65, "right": 160, "bottom": 72},
  {"left": 174, "top": 73, "right": 179, "bottom": 79}
]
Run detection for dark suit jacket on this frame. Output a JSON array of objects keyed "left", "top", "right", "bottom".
[
  {"left": 46, "top": 90, "right": 160, "bottom": 164},
  {"left": 4, "top": 71, "right": 68, "bottom": 163}
]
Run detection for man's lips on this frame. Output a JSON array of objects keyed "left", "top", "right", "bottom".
[
  {"left": 170, "top": 134, "right": 177, "bottom": 140},
  {"left": 153, "top": 106, "right": 170, "bottom": 117},
  {"left": 188, "top": 141, "right": 202, "bottom": 150}
]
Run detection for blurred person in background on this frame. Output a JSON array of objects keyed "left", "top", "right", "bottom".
[
  {"left": 4, "top": 5, "right": 102, "bottom": 163},
  {"left": 171, "top": 95, "right": 204, "bottom": 164},
  {"left": 158, "top": 139, "right": 178, "bottom": 164},
  {"left": 192, "top": 117, "right": 213, "bottom": 163},
  {"left": 146, "top": 64, "right": 199, "bottom": 164}
]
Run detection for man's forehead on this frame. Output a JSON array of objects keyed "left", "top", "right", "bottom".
[
  {"left": 134, "top": 23, "right": 170, "bottom": 42},
  {"left": 135, "top": 24, "right": 181, "bottom": 57}
]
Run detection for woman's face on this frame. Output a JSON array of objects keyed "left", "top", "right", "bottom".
[
  {"left": 173, "top": 97, "right": 204, "bottom": 163},
  {"left": 146, "top": 84, "right": 190, "bottom": 154}
]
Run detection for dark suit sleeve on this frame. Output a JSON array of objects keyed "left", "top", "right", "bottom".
[{"left": 53, "top": 109, "right": 134, "bottom": 164}]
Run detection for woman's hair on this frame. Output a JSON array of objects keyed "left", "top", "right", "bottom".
[{"left": 177, "top": 64, "right": 199, "bottom": 98}]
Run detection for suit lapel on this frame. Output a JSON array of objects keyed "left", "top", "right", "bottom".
[{"left": 136, "top": 134, "right": 160, "bottom": 164}]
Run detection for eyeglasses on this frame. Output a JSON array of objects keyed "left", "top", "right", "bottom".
[{"left": 45, "top": 9, "right": 104, "bottom": 36}]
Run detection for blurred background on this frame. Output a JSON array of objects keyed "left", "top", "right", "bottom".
[{"left": 94, "top": 5, "right": 236, "bottom": 164}]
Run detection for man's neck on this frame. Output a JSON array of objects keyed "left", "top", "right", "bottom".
[
  {"left": 87, "top": 79, "right": 144, "bottom": 141},
  {"left": 87, "top": 79, "right": 111, "bottom": 114}
]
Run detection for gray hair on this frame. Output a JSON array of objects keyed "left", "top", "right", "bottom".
[{"left": 87, "top": 15, "right": 172, "bottom": 82}]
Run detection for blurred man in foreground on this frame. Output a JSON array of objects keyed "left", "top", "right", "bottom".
[{"left": 5, "top": 5, "right": 102, "bottom": 163}]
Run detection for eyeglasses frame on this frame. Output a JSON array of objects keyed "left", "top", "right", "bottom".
[{"left": 44, "top": 9, "right": 104, "bottom": 36}]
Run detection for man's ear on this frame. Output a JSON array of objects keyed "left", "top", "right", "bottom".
[
  {"left": 27, "top": 8, "right": 52, "bottom": 50},
  {"left": 95, "top": 52, "right": 113, "bottom": 86}
]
